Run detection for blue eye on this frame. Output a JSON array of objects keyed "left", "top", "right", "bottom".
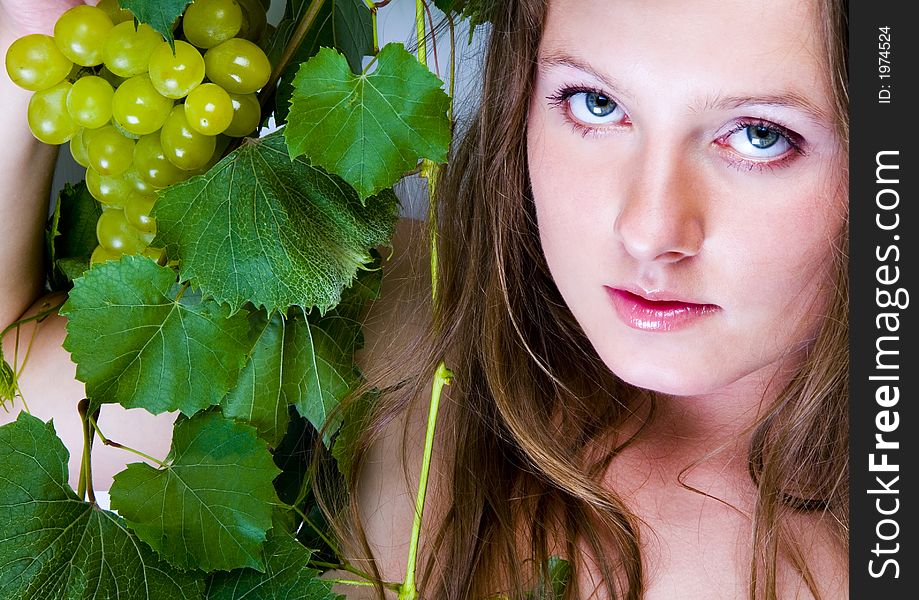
[
  {"left": 567, "top": 91, "right": 629, "bottom": 125},
  {"left": 723, "top": 123, "right": 793, "bottom": 159}
]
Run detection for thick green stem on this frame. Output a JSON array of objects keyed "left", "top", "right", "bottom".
[
  {"left": 329, "top": 578, "right": 375, "bottom": 588},
  {"left": 415, "top": 0, "right": 427, "bottom": 67},
  {"left": 77, "top": 399, "right": 96, "bottom": 504},
  {"left": 398, "top": 361, "right": 453, "bottom": 600},
  {"left": 363, "top": 0, "right": 380, "bottom": 54}
]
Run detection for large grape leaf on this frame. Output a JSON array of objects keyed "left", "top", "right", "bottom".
[
  {"left": 285, "top": 44, "right": 452, "bottom": 200},
  {"left": 287, "top": 304, "right": 364, "bottom": 446},
  {"left": 119, "top": 0, "right": 190, "bottom": 44},
  {"left": 109, "top": 410, "right": 282, "bottom": 572},
  {"left": 222, "top": 261, "right": 379, "bottom": 447},
  {"left": 205, "top": 529, "right": 340, "bottom": 600},
  {"left": 0, "top": 413, "right": 203, "bottom": 599},
  {"left": 271, "top": 0, "right": 373, "bottom": 125},
  {"left": 61, "top": 256, "right": 251, "bottom": 415},
  {"left": 221, "top": 311, "right": 294, "bottom": 447},
  {"left": 152, "top": 131, "right": 400, "bottom": 314}
]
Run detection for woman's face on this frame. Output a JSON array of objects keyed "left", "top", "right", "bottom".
[{"left": 527, "top": 0, "right": 846, "bottom": 397}]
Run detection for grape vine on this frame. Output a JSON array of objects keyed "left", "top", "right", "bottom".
[{"left": 0, "top": 1, "right": 569, "bottom": 598}]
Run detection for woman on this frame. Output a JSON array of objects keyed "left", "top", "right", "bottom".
[
  {"left": 0, "top": 0, "right": 848, "bottom": 598},
  {"left": 330, "top": 0, "right": 849, "bottom": 599}
]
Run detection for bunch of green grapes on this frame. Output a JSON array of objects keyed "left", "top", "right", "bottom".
[{"left": 5, "top": 0, "right": 270, "bottom": 265}]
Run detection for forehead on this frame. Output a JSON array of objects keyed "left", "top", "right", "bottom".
[{"left": 538, "top": 0, "right": 831, "bottom": 112}]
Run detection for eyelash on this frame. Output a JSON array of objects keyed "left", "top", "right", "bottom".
[
  {"left": 546, "top": 84, "right": 625, "bottom": 138},
  {"left": 545, "top": 84, "right": 808, "bottom": 173}
]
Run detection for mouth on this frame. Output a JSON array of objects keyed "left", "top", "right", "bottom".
[{"left": 605, "top": 286, "right": 721, "bottom": 332}]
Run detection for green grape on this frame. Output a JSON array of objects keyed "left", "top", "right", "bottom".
[
  {"left": 69, "top": 128, "right": 92, "bottom": 167},
  {"left": 148, "top": 41, "right": 205, "bottom": 99},
  {"left": 112, "top": 74, "right": 174, "bottom": 135},
  {"left": 203, "top": 38, "right": 270, "bottom": 94},
  {"left": 160, "top": 106, "right": 216, "bottom": 170},
  {"left": 27, "top": 81, "right": 77, "bottom": 145},
  {"left": 86, "top": 167, "right": 134, "bottom": 207},
  {"left": 136, "top": 227, "right": 156, "bottom": 246},
  {"left": 183, "top": 0, "right": 243, "bottom": 49},
  {"left": 90, "top": 244, "right": 122, "bottom": 265},
  {"left": 224, "top": 91, "right": 260, "bottom": 137},
  {"left": 96, "top": 208, "right": 147, "bottom": 253},
  {"left": 65, "top": 76, "right": 114, "bottom": 129},
  {"left": 123, "top": 193, "right": 157, "bottom": 233},
  {"left": 111, "top": 118, "right": 141, "bottom": 140},
  {"left": 123, "top": 166, "right": 160, "bottom": 196},
  {"left": 5, "top": 34, "right": 73, "bottom": 91},
  {"left": 96, "top": 0, "right": 134, "bottom": 24},
  {"left": 143, "top": 246, "right": 167, "bottom": 263},
  {"left": 184, "top": 83, "right": 234, "bottom": 135},
  {"left": 104, "top": 22, "right": 164, "bottom": 78},
  {"left": 87, "top": 125, "right": 135, "bottom": 176},
  {"left": 53, "top": 5, "right": 114, "bottom": 67},
  {"left": 133, "top": 133, "right": 189, "bottom": 186}
]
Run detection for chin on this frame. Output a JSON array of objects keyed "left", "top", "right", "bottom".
[{"left": 603, "top": 355, "right": 739, "bottom": 398}]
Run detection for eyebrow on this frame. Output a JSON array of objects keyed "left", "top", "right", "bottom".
[{"left": 537, "top": 51, "right": 832, "bottom": 125}]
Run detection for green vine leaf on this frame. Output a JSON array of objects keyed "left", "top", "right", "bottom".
[
  {"left": 61, "top": 256, "right": 251, "bottom": 415},
  {"left": 0, "top": 413, "right": 204, "bottom": 599},
  {"left": 287, "top": 304, "right": 363, "bottom": 446},
  {"left": 222, "top": 311, "right": 296, "bottom": 447},
  {"left": 285, "top": 44, "right": 452, "bottom": 200},
  {"left": 109, "top": 410, "right": 282, "bottom": 572},
  {"left": 46, "top": 182, "right": 102, "bottom": 289},
  {"left": 272, "top": 0, "right": 373, "bottom": 124},
  {"left": 118, "top": 0, "right": 189, "bottom": 44},
  {"left": 222, "top": 261, "right": 373, "bottom": 447},
  {"left": 205, "top": 528, "right": 341, "bottom": 600},
  {"left": 152, "top": 131, "right": 400, "bottom": 314},
  {"left": 267, "top": 0, "right": 371, "bottom": 73}
]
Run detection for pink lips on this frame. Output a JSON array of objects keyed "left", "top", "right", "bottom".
[{"left": 605, "top": 286, "right": 720, "bottom": 332}]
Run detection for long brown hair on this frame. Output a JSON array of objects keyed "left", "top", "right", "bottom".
[{"left": 320, "top": 1, "right": 849, "bottom": 598}]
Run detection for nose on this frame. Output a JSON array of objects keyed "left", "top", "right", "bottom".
[{"left": 613, "top": 146, "right": 705, "bottom": 264}]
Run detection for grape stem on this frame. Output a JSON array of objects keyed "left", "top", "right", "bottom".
[
  {"left": 256, "top": 0, "right": 328, "bottom": 121},
  {"left": 363, "top": 1, "right": 380, "bottom": 54},
  {"left": 0, "top": 296, "right": 65, "bottom": 413},
  {"left": 77, "top": 399, "right": 97, "bottom": 504},
  {"left": 421, "top": 0, "right": 441, "bottom": 80},
  {"left": 89, "top": 415, "right": 169, "bottom": 468},
  {"left": 285, "top": 501, "right": 341, "bottom": 556},
  {"left": 398, "top": 360, "right": 453, "bottom": 600},
  {"left": 0, "top": 296, "right": 65, "bottom": 343}
]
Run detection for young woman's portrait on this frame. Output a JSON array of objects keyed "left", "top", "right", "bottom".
[{"left": 0, "top": 0, "right": 848, "bottom": 599}]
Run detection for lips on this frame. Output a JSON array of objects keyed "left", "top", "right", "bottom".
[{"left": 605, "top": 286, "right": 720, "bottom": 332}]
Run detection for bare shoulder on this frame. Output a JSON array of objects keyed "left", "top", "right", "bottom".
[{"left": 341, "top": 216, "right": 454, "bottom": 591}]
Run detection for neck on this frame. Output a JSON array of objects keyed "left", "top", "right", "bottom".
[{"left": 608, "top": 360, "right": 800, "bottom": 500}]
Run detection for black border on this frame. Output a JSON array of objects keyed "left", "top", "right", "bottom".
[{"left": 849, "top": 1, "right": 917, "bottom": 596}]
